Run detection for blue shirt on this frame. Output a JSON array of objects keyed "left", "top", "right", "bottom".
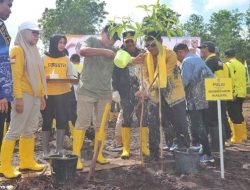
[
  {"left": 181, "top": 52, "right": 213, "bottom": 87},
  {"left": 181, "top": 52, "right": 213, "bottom": 110},
  {"left": 0, "top": 20, "right": 13, "bottom": 101}
]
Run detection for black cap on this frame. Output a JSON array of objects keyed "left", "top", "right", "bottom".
[
  {"left": 173, "top": 43, "right": 189, "bottom": 52},
  {"left": 144, "top": 31, "right": 162, "bottom": 42},
  {"left": 122, "top": 31, "right": 135, "bottom": 41},
  {"left": 102, "top": 23, "right": 121, "bottom": 41},
  {"left": 198, "top": 41, "right": 215, "bottom": 53},
  {"left": 224, "top": 48, "right": 236, "bottom": 57}
]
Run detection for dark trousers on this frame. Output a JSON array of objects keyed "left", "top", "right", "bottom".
[
  {"left": 147, "top": 101, "right": 160, "bottom": 157},
  {"left": 162, "top": 100, "right": 189, "bottom": 147},
  {"left": 68, "top": 87, "right": 77, "bottom": 126},
  {"left": 148, "top": 100, "right": 190, "bottom": 157},
  {"left": 204, "top": 102, "right": 218, "bottom": 129},
  {"left": 222, "top": 102, "right": 232, "bottom": 139},
  {"left": 42, "top": 93, "right": 70, "bottom": 131},
  {"left": 121, "top": 97, "right": 135, "bottom": 128},
  {"left": 121, "top": 96, "right": 147, "bottom": 128},
  {"left": 188, "top": 109, "right": 211, "bottom": 156},
  {"left": 205, "top": 101, "right": 231, "bottom": 140},
  {"left": 0, "top": 113, "right": 6, "bottom": 148},
  {"left": 227, "top": 98, "right": 245, "bottom": 124}
]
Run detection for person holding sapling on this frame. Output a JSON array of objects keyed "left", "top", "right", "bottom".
[
  {"left": 112, "top": 30, "right": 149, "bottom": 159},
  {"left": 136, "top": 32, "right": 189, "bottom": 161}
]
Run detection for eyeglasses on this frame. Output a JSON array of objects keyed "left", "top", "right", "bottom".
[{"left": 145, "top": 43, "right": 156, "bottom": 49}]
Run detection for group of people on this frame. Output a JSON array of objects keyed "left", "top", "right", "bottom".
[
  {"left": 112, "top": 31, "right": 247, "bottom": 164},
  {"left": 0, "top": 0, "right": 248, "bottom": 180},
  {"left": 0, "top": 0, "right": 80, "bottom": 178}
]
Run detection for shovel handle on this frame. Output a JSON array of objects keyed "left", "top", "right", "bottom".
[{"left": 88, "top": 140, "right": 102, "bottom": 181}]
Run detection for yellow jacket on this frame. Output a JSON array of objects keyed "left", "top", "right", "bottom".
[
  {"left": 226, "top": 58, "right": 246, "bottom": 98},
  {"left": 10, "top": 46, "right": 44, "bottom": 98},
  {"left": 142, "top": 48, "right": 185, "bottom": 106},
  {"left": 214, "top": 64, "right": 229, "bottom": 78},
  {"left": 164, "top": 50, "right": 185, "bottom": 107}
]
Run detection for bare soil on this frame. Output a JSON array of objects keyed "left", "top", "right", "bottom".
[{"left": 1, "top": 101, "right": 250, "bottom": 190}]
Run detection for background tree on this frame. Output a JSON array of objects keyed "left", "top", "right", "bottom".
[
  {"left": 246, "top": 5, "right": 250, "bottom": 38},
  {"left": 140, "top": 3, "right": 183, "bottom": 38},
  {"left": 183, "top": 14, "right": 210, "bottom": 41},
  {"left": 208, "top": 9, "right": 246, "bottom": 61},
  {"left": 184, "top": 9, "right": 248, "bottom": 62},
  {"left": 38, "top": 0, "right": 107, "bottom": 45},
  {"left": 108, "top": 0, "right": 183, "bottom": 51},
  {"left": 245, "top": 5, "right": 250, "bottom": 64}
]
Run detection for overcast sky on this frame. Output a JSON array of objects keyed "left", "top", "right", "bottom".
[{"left": 5, "top": 0, "right": 249, "bottom": 39}]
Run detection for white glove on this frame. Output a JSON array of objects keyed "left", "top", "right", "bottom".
[{"left": 112, "top": 91, "right": 121, "bottom": 103}]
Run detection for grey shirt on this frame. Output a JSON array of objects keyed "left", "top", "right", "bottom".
[{"left": 78, "top": 37, "right": 116, "bottom": 99}]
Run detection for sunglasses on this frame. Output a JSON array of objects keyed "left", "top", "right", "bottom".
[{"left": 145, "top": 43, "right": 156, "bottom": 49}]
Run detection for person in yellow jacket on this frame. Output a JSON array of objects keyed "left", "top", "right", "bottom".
[
  {"left": 137, "top": 32, "right": 189, "bottom": 161},
  {"left": 199, "top": 42, "right": 232, "bottom": 148},
  {"left": 225, "top": 48, "right": 247, "bottom": 143},
  {"left": 0, "top": 21, "right": 47, "bottom": 178},
  {"left": 42, "top": 34, "right": 74, "bottom": 158}
]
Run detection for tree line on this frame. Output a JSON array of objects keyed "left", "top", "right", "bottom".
[
  {"left": 183, "top": 6, "right": 250, "bottom": 63},
  {"left": 38, "top": 0, "right": 250, "bottom": 63}
]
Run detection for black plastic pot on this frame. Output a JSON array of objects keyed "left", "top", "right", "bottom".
[
  {"left": 48, "top": 154, "right": 78, "bottom": 185},
  {"left": 174, "top": 149, "right": 200, "bottom": 175}
]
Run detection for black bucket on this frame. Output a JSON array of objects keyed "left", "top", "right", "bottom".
[
  {"left": 48, "top": 154, "right": 78, "bottom": 185},
  {"left": 174, "top": 149, "right": 200, "bottom": 174}
]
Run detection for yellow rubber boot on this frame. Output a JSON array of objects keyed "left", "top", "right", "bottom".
[
  {"left": 72, "top": 129, "right": 85, "bottom": 170},
  {"left": 121, "top": 127, "right": 131, "bottom": 159},
  {"left": 68, "top": 121, "right": 74, "bottom": 138},
  {"left": 95, "top": 131, "right": 109, "bottom": 164},
  {"left": 141, "top": 127, "right": 150, "bottom": 156},
  {"left": 241, "top": 121, "right": 248, "bottom": 142},
  {"left": 0, "top": 139, "right": 21, "bottom": 178},
  {"left": 231, "top": 123, "right": 243, "bottom": 144},
  {"left": 19, "top": 137, "right": 45, "bottom": 171}
]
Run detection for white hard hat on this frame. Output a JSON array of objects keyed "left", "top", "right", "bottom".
[{"left": 18, "top": 21, "right": 41, "bottom": 32}]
